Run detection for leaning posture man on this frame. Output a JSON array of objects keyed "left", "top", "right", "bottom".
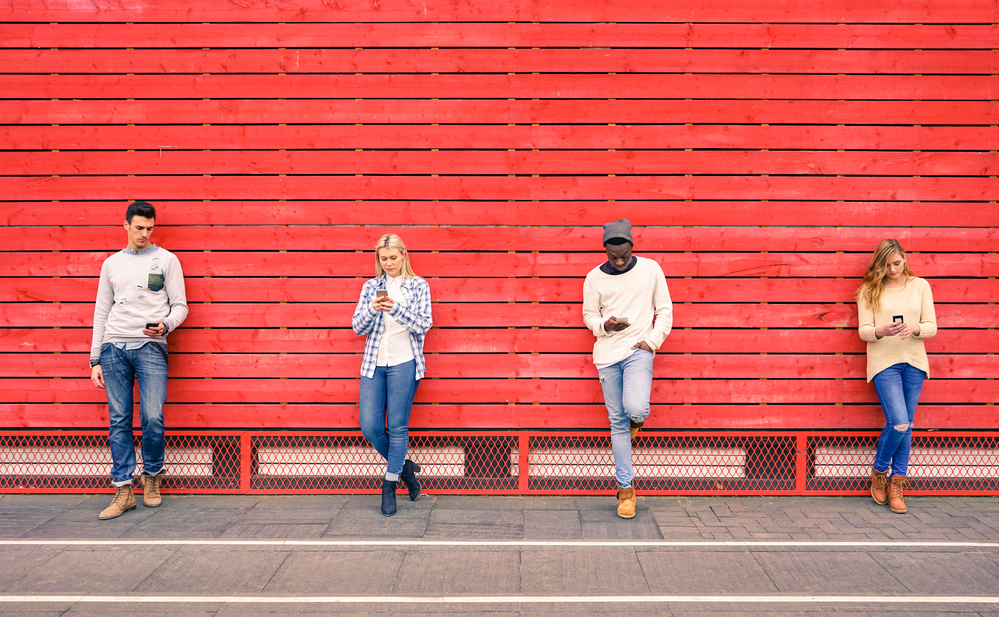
[
  {"left": 90, "top": 201, "right": 188, "bottom": 519},
  {"left": 582, "top": 219, "right": 673, "bottom": 519}
]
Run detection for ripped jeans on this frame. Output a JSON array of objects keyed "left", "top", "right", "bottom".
[
  {"left": 598, "top": 350, "right": 654, "bottom": 489},
  {"left": 871, "top": 362, "right": 925, "bottom": 477}
]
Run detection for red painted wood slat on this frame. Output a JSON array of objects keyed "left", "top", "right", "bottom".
[
  {"left": 6, "top": 151, "right": 996, "bottom": 177},
  {"left": 6, "top": 23, "right": 999, "bottom": 49},
  {"left": 2, "top": 302, "right": 994, "bottom": 329},
  {"left": 3, "top": 49, "right": 997, "bottom": 75},
  {"left": 3, "top": 0, "right": 996, "bottom": 24},
  {"left": 4, "top": 277, "right": 996, "bottom": 303},
  {"left": 7, "top": 74, "right": 997, "bottom": 101},
  {"left": 3, "top": 403, "right": 996, "bottom": 431},
  {"left": 2, "top": 377, "right": 994, "bottom": 405},
  {"left": 5, "top": 100, "right": 996, "bottom": 126},
  {"left": 3, "top": 226, "right": 994, "bottom": 253},
  {"left": 4, "top": 203, "right": 998, "bottom": 229},
  {"left": 7, "top": 125, "right": 996, "bottom": 152},
  {"left": 5, "top": 175, "right": 997, "bottom": 202}
]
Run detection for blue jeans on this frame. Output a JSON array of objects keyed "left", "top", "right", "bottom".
[
  {"left": 100, "top": 343, "right": 169, "bottom": 485},
  {"left": 359, "top": 360, "right": 419, "bottom": 481},
  {"left": 871, "top": 362, "right": 925, "bottom": 477},
  {"left": 598, "top": 350, "right": 654, "bottom": 489}
]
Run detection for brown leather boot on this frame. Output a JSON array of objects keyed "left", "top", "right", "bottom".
[
  {"left": 870, "top": 467, "right": 889, "bottom": 506},
  {"left": 98, "top": 485, "right": 136, "bottom": 520},
  {"left": 141, "top": 472, "right": 163, "bottom": 508},
  {"left": 629, "top": 420, "right": 643, "bottom": 440},
  {"left": 888, "top": 475, "right": 908, "bottom": 514},
  {"left": 616, "top": 486, "right": 636, "bottom": 519}
]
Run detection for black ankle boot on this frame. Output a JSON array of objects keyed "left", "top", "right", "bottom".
[
  {"left": 381, "top": 478, "right": 397, "bottom": 517},
  {"left": 401, "top": 459, "right": 422, "bottom": 502}
]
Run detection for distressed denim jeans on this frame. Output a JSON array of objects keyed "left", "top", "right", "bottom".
[
  {"left": 100, "top": 343, "right": 168, "bottom": 485},
  {"left": 872, "top": 362, "right": 925, "bottom": 477},
  {"left": 359, "top": 360, "right": 419, "bottom": 481},
  {"left": 598, "top": 350, "right": 654, "bottom": 489}
]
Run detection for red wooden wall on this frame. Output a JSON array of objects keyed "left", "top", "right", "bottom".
[{"left": 1, "top": 1, "right": 997, "bottom": 446}]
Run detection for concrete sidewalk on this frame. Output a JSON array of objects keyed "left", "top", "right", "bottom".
[{"left": 0, "top": 493, "right": 998, "bottom": 616}]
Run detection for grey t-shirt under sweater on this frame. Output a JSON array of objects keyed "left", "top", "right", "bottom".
[{"left": 89, "top": 244, "right": 189, "bottom": 362}]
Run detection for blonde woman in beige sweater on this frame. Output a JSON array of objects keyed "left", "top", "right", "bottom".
[{"left": 856, "top": 239, "right": 937, "bottom": 514}]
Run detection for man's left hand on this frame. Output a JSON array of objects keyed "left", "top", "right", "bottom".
[
  {"left": 142, "top": 322, "right": 166, "bottom": 338},
  {"left": 632, "top": 341, "right": 652, "bottom": 353}
]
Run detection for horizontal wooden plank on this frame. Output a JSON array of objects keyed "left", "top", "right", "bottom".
[
  {"left": 7, "top": 74, "right": 997, "bottom": 101},
  {"left": 6, "top": 23, "right": 999, "bottom": 49},
  {"left": 5, "top": 277, "right": 994, "bottom": 303},
  {"left": 1, "top": 377, "right": 992, "bottom": 405},
  {"left": 5, "top": 175, "right": 996, "bottom": 202},
  {"left": 7, "top": 354, "right": 993, "bottom": 380},
  {"left": 4, "top": 203, "right": 998, "bottom": 230},
  {"left": 4, "top": 100, "right": 996, "bottom": 126},
  {"left": 6, "top": 150, "right": 996, "bottom": 177},
  {"left": 7, "top": 125, "right": 997, "bottom": 151},
  {"left": 2, "top": 302, "right": 994, "bottom": 328},
  {"left": 4, "top": 49, "right": 997, "bottom": 75},
  {"left": 3, "top": 327, "right": 994, "bottom": 355},
  {"left": 3, "top": 0, "right": 996, "bottom": 24},
  {"left": 3, "top": 402, "right": 996, "bottom": 431},
  {"left": 3, "top": 226, "right": 994, "bottom": 253}
]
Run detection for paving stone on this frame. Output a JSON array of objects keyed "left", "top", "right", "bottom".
[
  {"left": 16, "top": 521, "right": 138, "bottom": 540},
  {"left": 135, "top": 548, "right": 289, "bottom": 594},
  {"left": 423, "top": 508, "right": 524, "bottom": 540},
  {"left": 250, "top": 495, "right": 348, "bottom": 510},
  {"left": 524, "top": 509, "right": 583, "bottom": 540},
  {"left": 8, "top": 548, "right": 173, "bottom": 593},
  {"left": 521, "top": 548, "right": 649, "bottom": 596},
  {"left": 870, "top": 551, "right": 999, "bottom": 595},
  {"left": 233, "top": 508, "right": 339, "bottom": 525},
  {"left": 393, "top": 547, "right": 521, "bottom": 595},
  {"left": 637, "top": 550, "right": 779, "bottom": 594},
  {"left": 753, "top": 551, "right": 898, "bottom": 594},
  {"left": 579, "top": 509, "right": 663, "bottom": 540},
  {"left": 0, "top": 549, "right": 59, "bottom": 591},
  {"left": 262, "top": 549, "right": 406, "bottom": 594},
  {"left": 323, "top": 503, "right": 431, "bottom": 538},
  {"left": 0, "top": 495, "right": 90, "bottom": 510},
  {"left": 220, "top": 524, "right": 328, "bottom": 539}
]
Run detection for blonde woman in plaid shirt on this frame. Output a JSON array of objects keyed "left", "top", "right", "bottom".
[{"left": 352, "top": 234, "right": 433, "bottom": 516}]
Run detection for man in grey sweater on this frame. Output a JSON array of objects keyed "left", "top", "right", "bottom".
[{"left": 89, "top": 201, "right": 188, "bottom": 520}]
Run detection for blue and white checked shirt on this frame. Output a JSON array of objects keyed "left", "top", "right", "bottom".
[{"left": 352, "top": 275, "right": 433, "bottom": 380}]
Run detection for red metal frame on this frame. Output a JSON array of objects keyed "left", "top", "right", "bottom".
[{"left": 1, "top": 430, "right": 996, "bottom": 496}]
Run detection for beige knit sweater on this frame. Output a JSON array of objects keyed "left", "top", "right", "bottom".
[{"left": 857, "top": 276, "right": 937, "bottom": 382}]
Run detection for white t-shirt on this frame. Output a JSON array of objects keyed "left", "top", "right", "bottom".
[{"left": 376, "top": 274, "right": 416, "bottom": 367}]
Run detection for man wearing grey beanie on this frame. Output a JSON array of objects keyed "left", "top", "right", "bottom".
[{"left": 582, "top": 219, "right": 673, "bottom": 518}]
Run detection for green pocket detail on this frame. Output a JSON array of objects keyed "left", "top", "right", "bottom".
[{"left": 147, "top": 272, "right": 165, "bottom": 292}]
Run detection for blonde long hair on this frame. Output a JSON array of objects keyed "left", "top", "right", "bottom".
[
  {"left": 374, "top": 234, "right": 417, "bottom": 278},
  {"left": 855, "top": 239, "right": 915, "bottom": 311}
]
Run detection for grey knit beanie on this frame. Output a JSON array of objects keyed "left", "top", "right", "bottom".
[{"left": 602, "top": 218, "right": 633, "bottom": 245}]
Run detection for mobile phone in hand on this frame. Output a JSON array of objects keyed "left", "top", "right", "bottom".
[
  {"left": 893, "top": 315, "right": 904, "bottom": 324},
  {"left": 618, "top": 317, "right": 629, "bottom": 324},
  {"left": 145, "top": 322, "right": 160, "bottom": 329},
  {"left": 376, "top": 290, "right": 388, "bottom": 298}
]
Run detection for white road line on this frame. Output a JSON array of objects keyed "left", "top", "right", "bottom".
[
  {"left": 0, "top": 539, "right": 997, "bottom": 548},
  {"left": 1, "top": 595, "right": 998, "bottom": 604}
]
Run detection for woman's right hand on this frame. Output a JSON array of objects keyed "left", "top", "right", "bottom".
[{"left": 875, "top": 321, "right": 904, "bottom": 339}]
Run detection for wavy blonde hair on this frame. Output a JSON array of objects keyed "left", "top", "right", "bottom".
[
  {"left": 855, "top": 239, "right": 915, "bottom": 311},
  {"left": 374, "top": 234, "right": 417, "bottom": 278}
]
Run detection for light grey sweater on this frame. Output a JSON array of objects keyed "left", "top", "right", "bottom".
[{"left": 90, "top": 244, "right": 189, "bottom": 362}]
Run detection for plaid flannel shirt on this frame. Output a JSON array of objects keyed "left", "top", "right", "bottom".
[{"left": 352, "top": 274, "right": 433, "bottom": 380}]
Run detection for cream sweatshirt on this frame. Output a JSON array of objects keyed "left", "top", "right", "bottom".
[
  {"left": 857, "top": 276, "right": 937, "bottom": 382},
  {"left": 582, "top": 256, "right": 673, "bottom": 366}
]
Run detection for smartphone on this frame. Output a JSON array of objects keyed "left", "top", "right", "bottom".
[
  {"left": 893, "top": 315, "right": 904, "bottom": 323},
  {"left": 376, "top": 290, "right": 388, "bottom": 298},
  {"left": 145, "top": 322, "right": 160, "bottom": 329},
  {"left": 618, "top": 317, "right": 629, "bottom": 324}
]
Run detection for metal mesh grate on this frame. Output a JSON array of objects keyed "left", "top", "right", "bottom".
[
  {"left": 809, "top": 433, "right": 999, "bottom": 494},
  {"left": 1, "top": 430, "right": 996, "bottom": 495}
]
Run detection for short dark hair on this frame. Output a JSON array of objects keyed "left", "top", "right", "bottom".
[
  {"left": 604, "top": 238, "right": 632, "bottom": 247},
  {"left": 125, "top": 200, "right": 156, "bottom": 223}
]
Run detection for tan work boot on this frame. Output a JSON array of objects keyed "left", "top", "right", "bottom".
[
  {"left": 629, "top": 420, "right": 644, "bottom": 440},
  {"left": 98, "top": 485, "right": 136, "bottom": 520},
  {"left": 888, "top": 475, "right": 908, "bottom": 514},
  {"left": 616, "top": 486, "right": 637, "bottom": 519},
  {"left": 141, "top": 472, "right": 163, "bottom": 508},
  {"left": 870, "top": 467, "right": 889, "bottom": 506}
]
